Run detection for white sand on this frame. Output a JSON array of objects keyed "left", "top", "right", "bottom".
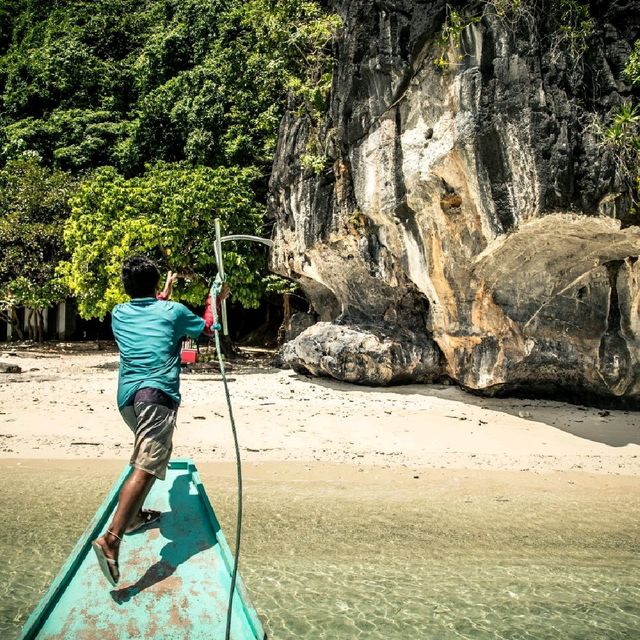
[{"left": 0, "top": 345, "right": 639, "bottom": 475}]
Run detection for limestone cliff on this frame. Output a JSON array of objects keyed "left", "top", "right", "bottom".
[{"left": 269, "top": 0, "right": 640, "bottom": 406}]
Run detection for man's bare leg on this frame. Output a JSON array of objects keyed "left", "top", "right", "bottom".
[
  {"left": 93, "top": 467, "right": 156, "bottom": 581},
  {"left": 125, "top": 477, "right": 160, "bottom": 533}
]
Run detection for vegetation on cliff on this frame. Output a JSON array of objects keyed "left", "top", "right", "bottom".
[
  {"left": 605, "top": 39, "right": 640, "bottom": 211},
  {"left": 433, "top": 1, "right": 638, "bottom": 210},
  {"left": 434, "top": 0, "right": 595, "bottom": 73}
]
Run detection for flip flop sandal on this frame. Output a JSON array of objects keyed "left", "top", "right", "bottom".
[
  {"left": 92, "top": 532, "right": 121, "bottom": 587},
  {"left": 125, "top": 509, "right": 161, "bottom": 535}
]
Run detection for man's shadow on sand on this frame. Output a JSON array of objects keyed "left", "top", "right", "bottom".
[{"left": 110, "top": 474, "right": 215, "bottom": 604}]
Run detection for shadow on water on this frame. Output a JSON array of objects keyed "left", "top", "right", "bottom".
[
  {"left": 294, "top": 374, "right": 640, "bottom": 448},
  {"left": 110, "top": 474, "right": 214, "bottom": 604}
]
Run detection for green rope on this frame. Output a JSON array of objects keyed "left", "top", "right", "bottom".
[{"left": 210, "top": 276, "right": 242, "bottom": 640}]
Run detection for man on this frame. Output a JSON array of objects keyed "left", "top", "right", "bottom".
[{"left": 92, "top": 255, "right": 229, "bottom": 586}]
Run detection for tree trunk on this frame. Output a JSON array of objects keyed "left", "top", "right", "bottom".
[
  {"left": 0, "top": 307, "right": 24, "bottom": 341},
  {"left": 25, "top": 309, "right": 34, "bottom": 340},
  {"left": 283, "top": 293, "right": 292, "bottom": 329},
  {"left": 10, "top": 307, "right": 23, "bottom": 341},
  {"left": 277, "top": 294, "right": 292, "bottom": 345},
  {"left": 36, "top": 309, "right": 45, "bottom": 343},
  {"left": 217, "top": 334, "right": 236, "bottom": 357}
]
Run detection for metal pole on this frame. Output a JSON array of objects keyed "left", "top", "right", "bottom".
[
  {"left": 214, "top": 219, "right": 229, "bottom": 336},
  {"left": 220, "top": 234, "right": 274, "bottom": 248},
  {"left": 214, "top": 223, "right": 274, "bottom": 337}
]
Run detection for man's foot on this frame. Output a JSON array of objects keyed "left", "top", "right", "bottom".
[
  {"left": 92, "top": 531, "right": 121, "bottom": 586},
  {"left": 125, "top": 509, "right": 161, "bottom": 535}
]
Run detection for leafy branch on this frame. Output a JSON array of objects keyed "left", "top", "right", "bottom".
[
  {"left": 597, "top": 42, "right": 640, "bottom": 213},
  {"left": 434, "top": 5, "right": 481, "bottom": 73}
]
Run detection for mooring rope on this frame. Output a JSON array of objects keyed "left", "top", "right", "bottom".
[{"left": 210, "top": 275, "right": 243, "bottom": 640}]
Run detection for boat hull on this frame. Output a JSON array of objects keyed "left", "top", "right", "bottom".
[{"left": 20, "top": 459, "right": 266, "bottom": 639}]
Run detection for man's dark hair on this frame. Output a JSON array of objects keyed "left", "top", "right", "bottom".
[{"left": 122, "top": 255, "right": 160, "bottom": 298}]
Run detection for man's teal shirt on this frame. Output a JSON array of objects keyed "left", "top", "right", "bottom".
[{"left": 112, "top": 298, "right": 205, "bottom": 409}]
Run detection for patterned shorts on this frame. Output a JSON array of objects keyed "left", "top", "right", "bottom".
[{"left": 120, "top": 398, "right": 177, "bottom": 481}]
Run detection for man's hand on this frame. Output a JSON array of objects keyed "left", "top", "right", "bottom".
[
  {"left": 165, "top": 271, "right": 178, "bottom": 290},
  {"left": 219, "top": 282, "right": 231, "bottom": 301},
  {"left": 157, "top": 271, "right": 179, "bottom": 301}
]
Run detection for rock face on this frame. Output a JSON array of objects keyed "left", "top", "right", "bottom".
[
  {"left": 283, "top": 322, "right": 441, "bottom": 385},
  {"left": 269, "top": 0, "right": 640, "bottom": 405}
]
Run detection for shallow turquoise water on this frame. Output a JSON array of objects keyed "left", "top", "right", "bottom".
[
  {"left": 242, "top": 557, "right": 640, "bottom": 639},
  {"left": 2, "top": 461, "right": 639, "bottom": 639}
]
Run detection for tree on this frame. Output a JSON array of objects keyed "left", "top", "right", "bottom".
[
  {"left": 0, "top": 0, "right": 342, "bottom": 328},
  {"left": 59, "top": 162, "right": 266, "bottom": 319},
  {"left": 263, "top": 273, "right": 301, "bottom": 342},
  {"left": 0, "top": 155, "right": 76, "bottom": 340},
  {"left": 0, "top": 0, "right": 341, "bottom": 177}
]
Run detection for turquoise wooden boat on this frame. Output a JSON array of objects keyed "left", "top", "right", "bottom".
[{"left": 20, "top": 459, "right": 266, "bottom": 639}]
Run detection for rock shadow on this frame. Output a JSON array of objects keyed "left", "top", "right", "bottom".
[{"left": 295, "top": 374, "right": 640, "bottom": 448}]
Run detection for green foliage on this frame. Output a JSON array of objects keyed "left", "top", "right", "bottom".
[
  {"left": 278, "top": 4, "right": 341, "bottom": 174},
  {"left": 433, "top": 56, "right": 449, "bottom": 73},
  {"left": 553, "top": 0, "right": 594, "bottom": 62},
  {"left": 435, "top": 1, "right": 594, "bottom": 73},
  {"left": 489, "top": 0, "right": 523, "bottom": 19},
  {"left": 0, "top": 0, "right": 155, "bottom": 169},
  {"left": 484, "top": 0, "right": 538, "bottom": 31},
  {"left": 283, "top": 7, "right": 342, "bottom": 121},
  {"left": 0, "top": 0, "right": 340, "bottom": 321},
  {"left": 434, "top": 6, "right": 481, "bottom": 73},
  {"left": 603, "top": 102, "right": 640, "bottom": 211},
  {"left": 601, "top": 43, "right": 640, "bottom": 212},
  {"left": 346, "top": 209, "right": 366, "bottom": 231},
  {"left": 624, "top": 40, "right": 640, "bottom": 87},
  {"left": 122, "top": 0, "right": 340, "bottom": 173},
  {"left": 0, "top": 291, "right": 21, "bottom": 339},
  {"left": 301, "top": 151, "right": 327, "bottom": 174},
  {"left": 3, "top": 110, "right": 131, "bottom": 171},
  {"left": 604, "top": 102, "right": 640, "bottom": 146},
  {"left": 0, "top": 156, "right": 75, "bottom": 312},
  {"left": 263, "top": 274, "right": 299, "bottom": 295},
  {"left": 59, "top": 163, "right": 266, "bottom": 319},
  {"left": 0, "top": 0, "right": 340, "bottom": 176},
  {"left": 9, "top": 276, "right": 67, "bottom": 312}
]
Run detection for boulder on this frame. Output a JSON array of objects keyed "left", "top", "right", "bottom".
[
  {"left": 284, "top": 322, "right": 442, "bottom": 385},
  {"left": 0, "top": 362, "right": 21, "bottom": 374}
]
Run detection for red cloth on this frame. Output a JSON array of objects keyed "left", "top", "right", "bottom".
[{"left": 202, "top": 293, "right": 222, "bottom": 334}]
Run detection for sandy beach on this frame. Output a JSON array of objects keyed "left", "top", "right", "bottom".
[{"left": 0, "top": 344, "right": 639, "bottom": 475}]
